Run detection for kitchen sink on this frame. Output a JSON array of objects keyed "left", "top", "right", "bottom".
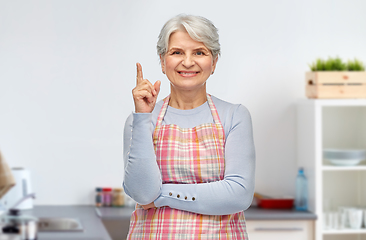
[{"left": 37, "top": 217, "right": 83, "bottom": 232}]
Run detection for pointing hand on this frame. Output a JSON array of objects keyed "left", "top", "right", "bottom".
[{"left": 132, "top": 63, "right": 161, "bottom": 113}]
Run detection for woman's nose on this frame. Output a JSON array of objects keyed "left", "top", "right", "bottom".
[{"left": 182, "top": 55, "right": 195, "bottom": 68}]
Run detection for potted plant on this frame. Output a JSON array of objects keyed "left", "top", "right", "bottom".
[{"left": 306, "top": 57, "right": 366, "bottom": 98}]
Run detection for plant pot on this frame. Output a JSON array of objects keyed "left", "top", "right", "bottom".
[{"left": 306, "top": 71, "right": 366, "bottom": 99}]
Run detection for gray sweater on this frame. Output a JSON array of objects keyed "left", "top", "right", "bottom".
[{"left": 123, "top": 95, "right": 255, "bottom": 215}]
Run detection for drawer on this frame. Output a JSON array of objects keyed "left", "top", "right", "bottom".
[{"left": 246, "top": 220, "right": 314, "bottom": 240}]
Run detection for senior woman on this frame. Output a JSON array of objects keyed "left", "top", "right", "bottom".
[{"left": 123, "top": 14, "right": 255, "bottom": 240}]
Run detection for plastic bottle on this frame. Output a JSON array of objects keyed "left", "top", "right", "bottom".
[{"left": 295, "top": 167, "right": 308, "bottom": 211}]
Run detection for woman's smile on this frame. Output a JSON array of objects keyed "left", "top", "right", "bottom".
[{"left": 177, "top": 70, "right": 199, "bottom": 77}]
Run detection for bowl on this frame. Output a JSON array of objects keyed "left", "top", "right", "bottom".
[
  {"left": 254, "top": 193, "right": 294, "bottom": 209},
  {"left": 327, "top": 159, "right": 363, "bottom": 166},
  {"left": 256, "top": 198, "right": 294, "bottom": 209},
  {"left": 323, "top": 149, "right": 366, "bottom": 166}
]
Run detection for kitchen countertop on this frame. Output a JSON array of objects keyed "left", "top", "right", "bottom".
[
  {"left": 96, "top": 205, "right": 317, "bottom": 221},
  {"left": 1, "top": 205, "right": 112, "bottom": 240},
  {"left": 0, "top": 205, "right": 317, "bottom": 240},
  {"left": 244, "top": 207, "right": 317, "bottom": 220}
]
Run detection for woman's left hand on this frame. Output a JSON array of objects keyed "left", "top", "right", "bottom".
[{"left": 141, "top": 202, "right": 156, "bottom": 210}]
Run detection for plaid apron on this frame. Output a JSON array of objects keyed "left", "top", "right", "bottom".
[{"left": 127, "top": 94, "right": 248, "bottom": 240}]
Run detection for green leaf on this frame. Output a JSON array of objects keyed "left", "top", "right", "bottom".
[{"left": 309, "top": 57, "right": 365, "bottom": 71}]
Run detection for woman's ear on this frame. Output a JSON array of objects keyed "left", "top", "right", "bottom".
[
  {"left": 160, "top": 55, "right": 165, "bottom": 74},
  {"left": 211, "top": 56, "right": 218, "bottom": 73}
]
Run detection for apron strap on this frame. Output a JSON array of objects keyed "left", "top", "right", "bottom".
[
  {"left": 155, "top": 95, "right": 170, "bottom": 127},
  {"left": 206, "top": 94, "right": 222, "bottom": 125}
]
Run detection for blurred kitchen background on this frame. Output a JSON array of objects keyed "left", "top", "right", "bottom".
[{"left": 0, "top": 0, "right": 365, "bottom": 206}]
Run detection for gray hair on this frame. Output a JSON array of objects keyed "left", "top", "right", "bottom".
[{"left": 157, "top": 14, "right": 220, "bottom": 59}]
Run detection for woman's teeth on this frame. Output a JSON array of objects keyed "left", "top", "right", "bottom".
[{"left": 179, "top": 72, "right": 197, "bottom": 75}]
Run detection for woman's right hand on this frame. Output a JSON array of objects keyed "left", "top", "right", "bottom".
[{"left": 132, "top": 63, "right": 161, "bottom": 113}]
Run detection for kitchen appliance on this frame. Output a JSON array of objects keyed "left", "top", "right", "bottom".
[
  {"left": 1, "top": 208, "right": 38, "bottom": 240},
  {"left": 0, "top": 168, "right": 33, "bottom": 210}
]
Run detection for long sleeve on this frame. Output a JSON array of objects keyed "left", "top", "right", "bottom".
[
  {"left": 153, "top": 105, "right": 255, "bottom": 215},
  {"left": 123, "top": 113, "right": 162, "bottom": 205}
]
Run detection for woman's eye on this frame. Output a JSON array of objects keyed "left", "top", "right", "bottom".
[
  {"left": 196, "top": 51, "right": 204, "bottom": 56},
  {"left": 172, "top": 51, "right": 181, "bottom": 55}
]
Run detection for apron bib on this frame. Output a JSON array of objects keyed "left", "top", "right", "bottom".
[{"left": 127, "top": 94, "right": 247, "bottom": 240}]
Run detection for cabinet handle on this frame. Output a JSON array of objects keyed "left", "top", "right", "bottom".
[{"left": 254, "top": 227, "right": 303, "bottom": 231}]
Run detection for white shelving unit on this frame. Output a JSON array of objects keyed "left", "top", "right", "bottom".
[{"left": 297, "top": 99, "right": 366, "bottom": 240}]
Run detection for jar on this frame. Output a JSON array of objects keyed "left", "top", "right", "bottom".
[
  {"left": 102, "top": 188, "right": 113, "bottom": 207},
  {"left": 95, "top": 188, "right": 103, "bottom": 207},
  {"left": 112, "top": 188, "right": 125, "bottom": 207}
]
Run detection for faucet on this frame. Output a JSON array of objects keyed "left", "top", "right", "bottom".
[{"left": 9, "top": 193, "right": 36, "bottom": 211}]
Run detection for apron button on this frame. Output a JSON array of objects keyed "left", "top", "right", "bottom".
[
  {"left": 185, "top": 196, "right": 187, "bottom": 200},
  {"left": 177, "top": 194, "right": 180, "bottom": 198},
  {"left": 192, "top": 197, "right": 196, "bottom": 201},
  {"left": 169, "top": 192, "right": 172, "bottom": 196}
]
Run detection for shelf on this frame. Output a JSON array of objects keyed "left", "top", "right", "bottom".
[
  {"left": 298, "top": 99, "right": 366, "bottom": 107},
  {"left": 323, "top": 228, "right": 366, "bottom": 235},
  {"left": 322, "top": 166, "right": 366, "bottom": 171},
  {"left": 297, "top": 99, "right": 366, "bottom": 240}
]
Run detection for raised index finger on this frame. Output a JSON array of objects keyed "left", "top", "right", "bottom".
[{"left": 136, "top": 62, "right": 143, "bottom": 84}]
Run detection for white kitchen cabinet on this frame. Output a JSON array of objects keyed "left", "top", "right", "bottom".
[
  {"left": 246, "top": 220, "right": 314, "bottom": 240},
  {"left": 297, "top": 99, "right": 366, "bottom": 240}
]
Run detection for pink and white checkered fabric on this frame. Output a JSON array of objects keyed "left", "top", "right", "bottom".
[{"left": 127, "top": 94, "right": 248, "bottom": 240}]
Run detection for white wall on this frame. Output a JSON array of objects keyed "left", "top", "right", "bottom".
[{"left": 0, "top": 0, "right": 365, "bottom": 205}]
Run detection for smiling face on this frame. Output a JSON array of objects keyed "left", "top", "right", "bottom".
[{"left": 160, "top": 30, "right": 218, "bottom": 93}]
